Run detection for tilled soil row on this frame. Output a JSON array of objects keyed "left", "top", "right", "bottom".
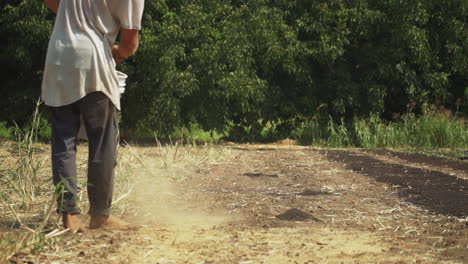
[
  {"left": 123, "top": 147, "right": 467, "bottom": 264},
  {"left": 21, "top": 146, "right": 467, "bottom": 264}
]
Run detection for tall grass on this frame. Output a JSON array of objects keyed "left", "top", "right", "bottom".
[
  {"left": 0, "top": 100, "right": 57, "bottom": 262},
  {"left": 11, "top": 102, "right": 45, "bottom": 205},
  {"left": 121, "top": 123, "right": 222, "bottom": 144},
  {"left": 293, "top": 113, "right": 468, "bottom": 149},
  {"left": 122, "top": 113, "right": 467, "bottom": 149}
]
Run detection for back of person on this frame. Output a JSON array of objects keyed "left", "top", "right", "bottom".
[{"left": 42, "top": 0, "right": 144, "bottom": 110}]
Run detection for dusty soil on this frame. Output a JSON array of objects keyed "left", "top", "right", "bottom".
[{"left": 3, "top": 144, "right": 468, "bottom": 264}]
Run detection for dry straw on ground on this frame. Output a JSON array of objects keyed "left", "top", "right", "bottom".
[{"left": 0, "top": 134, "right": 230, "bottom": 263}]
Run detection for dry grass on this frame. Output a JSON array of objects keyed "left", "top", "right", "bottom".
[
  {"left": 0, "top": 129, "right": 230, "bottom": 263},
  {"left": 112, "top": 138, "right": 231, "bottom": 216},
  {"left": 0, "top": 102, "right": 59, "bottom": 262}
]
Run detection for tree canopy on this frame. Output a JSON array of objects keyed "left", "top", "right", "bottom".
[{"left": 1, "top": 0, "right": 467, "bottom": 135}]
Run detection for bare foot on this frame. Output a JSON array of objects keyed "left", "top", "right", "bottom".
[
  {"left": 62, "top": 214, "right": 86, "bottom": 233},
  {"left": 89, "top": 215, "right": 136, "bottom": 230}
]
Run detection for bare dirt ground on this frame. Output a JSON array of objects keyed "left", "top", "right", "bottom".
[{"left": 2, "top": 143, "right": 467, "bottom": 264}]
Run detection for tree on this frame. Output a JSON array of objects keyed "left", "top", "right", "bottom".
[{"left": 0, "top": 0, "right": 53, "bottom": 125}]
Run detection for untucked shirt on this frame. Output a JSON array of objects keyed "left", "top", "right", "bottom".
[{"left": 41, "top": 0, "right": 144, "bottom": 110}]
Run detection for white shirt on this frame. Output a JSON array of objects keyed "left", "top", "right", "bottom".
[{"left": 41, "top": 0, "right": 144, "bottom": 110}]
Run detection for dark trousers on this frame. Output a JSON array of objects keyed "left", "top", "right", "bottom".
[{"left": 50, "top": 92, "right": 118, "bottom": 216}]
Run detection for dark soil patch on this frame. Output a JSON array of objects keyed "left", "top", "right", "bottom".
[
  {"left": 299, "top": 189, "right": 331, "bottom": 196},
  {"left": 366, "top": 149, "right": 468, "bottom": 171},
  {"left": 323, "top": 150, "right": 468, "bottom": 218},
  {"left": 276, "top": 208, "right": 314, "bottom": 221},
  {"left": 241, "top": 172, "right": 279, "bottom": 178}
]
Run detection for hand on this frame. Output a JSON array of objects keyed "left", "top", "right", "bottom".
[
  {"left": 112, "top": 45, "right": 125, "bottom": 64},
  {"left": 44, "top": 0, "right": 60, "bottom": 14}
]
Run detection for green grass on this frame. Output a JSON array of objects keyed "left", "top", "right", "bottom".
[
  {"left": 6, "top": 102, "right": 464, "bottom": 150},
  {"left": 293, "top": 113, "right": 468, "bottom": 149},
  {"left": 170, "top": 123, "right": 223, "bottom": 143},
  {"left": 120, "top": 113, "right": 467, "bottom": 150},
  {"left": 121, "top": 123, "right": 222, "bottom": 144},
  {"left": 0, "top": 121, "right": 13, "bottom": 140},
  {"left": 0, "top": 115, "right": 51, "bottom": 143}
]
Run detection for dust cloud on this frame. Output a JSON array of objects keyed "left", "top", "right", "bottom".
[
  {"left": 130, "top": 176, "right": 228, "bottom": 228},
  {"left": 116, "top": 145, "right": 231, "bottom": 229}
]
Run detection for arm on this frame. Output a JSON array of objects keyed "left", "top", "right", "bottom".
[
  {"left": 44, "top": 0, "right": 59, "bottom": 14},
  {"left": 112, "top": 28, "right": 140, "bottom": 64}
]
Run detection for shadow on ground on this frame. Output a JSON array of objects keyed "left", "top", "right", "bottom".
[
  {"left": 365, "top": 149, "right": 468, "bottom": 171},
  {"left": 322, "top": 150, "right": 468, "bottom": 218}
]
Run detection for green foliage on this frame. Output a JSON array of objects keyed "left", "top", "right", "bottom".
[
  {"left": 122, "top": 0, "right": 275, "bottom": 134},
  {"left": 293, "top": 113, "right": 468, "bottom": 149},
  {"left": 397, "top": 113, "right": 467, "bottom": 148},
  {"left": 170, "top": 123, "right": 222, "bottom": 143},
  {"left": 0, "top": 116, "right": 50, "bottom": 143},
  {"left": 121, "top": 0, "right": 468, "bottom": 134},
  {"left": 0, "top": 109, "right": 51, "bottom": 143},
  {"left": 0, "top": 0, "right": 53, "bottom": 125},
  {"left": 21, "top": 113, "right": 51, "bottom": 142},
  {"left": 2, "top": 0, "right": 468, "bottom": 138},
  {"left": 0, "top": 122, "right": 13, "bottom": 139}
]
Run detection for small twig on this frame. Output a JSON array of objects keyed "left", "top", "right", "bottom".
[
  {"left": 8, "top": 204, "right": 35, "bottom": 233},
  {"left": 143, "top": 249, "right": 154, "bottom": 258},
  {"left": 405, "top": 230, "right": 420, "bottom": 236},
  {"left": 171, "top": 233, "right": 178, "bottom": 246},
  {"left": 153, "top": 135, "right": 165, "bottom": 157},
  {"left": 172, "top": 141, "right": 179, "bottom": 161},
  {"left": 45, "top": 228, "right": 69, "bottom": 239},
  {"left": 36, "top": 192, "right": 58, "bottom": 233},
  {"left": 376, "top": 219, "right": 386, "bottom": 228},
  {"left": 44, "top": 229, "right": 60, "bottom": 238},
  {"left": 428, "top": 236, "right": 443, "bottom": 248},
  {"left": 113, "top": 186, "right": 134, "bottom": 205}
]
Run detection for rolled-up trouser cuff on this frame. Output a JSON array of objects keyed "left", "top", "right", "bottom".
[
  {"left": 56, "top": 204, "right": 82, "bottom": 215},
  {"left": 54, "top": 185, "right": 82, "bottom": 215},
  {"left": 57, "top": 208, "right": 82, "bottom": 215},
  {"left": 56, "top": 192, "right": 81, "bottom": 214},
  {"left": 88, "top": 207, "right": 111, "bottom": 216}
]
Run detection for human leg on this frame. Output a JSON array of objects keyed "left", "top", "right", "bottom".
[
  {"left": 51, "top": 104, "right": 81, "bottom": 214},
  {"left": 50, "top": 104, "right": 85, "bottom": 232},
  {"left": 79, "top": 92, "right": 133, "bottom": 229},
  {"left": 78, "top": 92, "right": 118, "bottom": 217}
]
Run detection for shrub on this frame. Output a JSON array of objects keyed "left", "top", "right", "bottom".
[{"left": 0, "top": 122, "right": 12, "bottom": 140}]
